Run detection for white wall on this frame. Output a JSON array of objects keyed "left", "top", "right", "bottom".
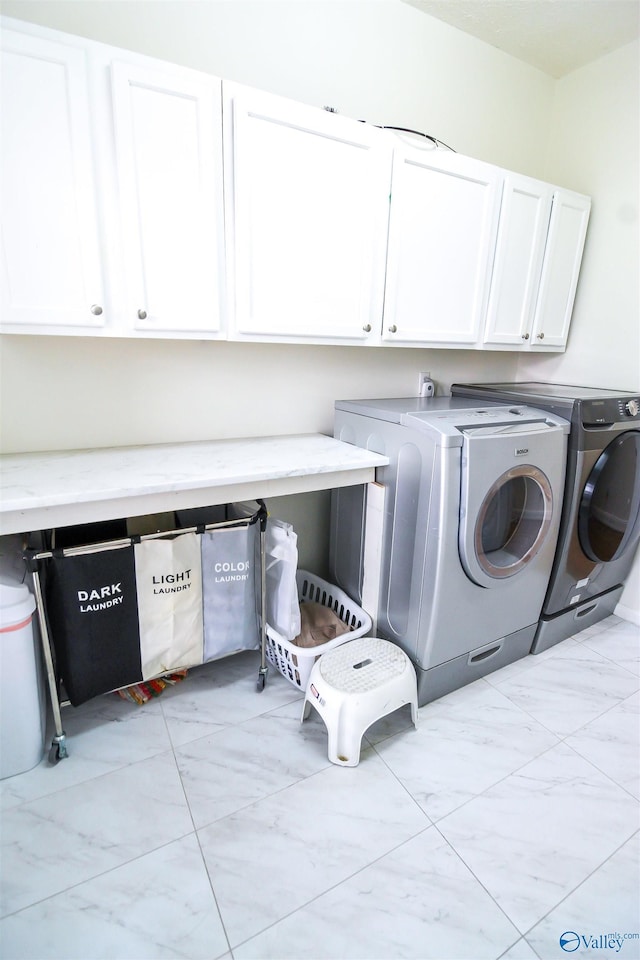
[
  {"left": 1, "top": 1, "right": 638, "bottom": 607},
  {"left": 0, "top": 337, "right": 521, "bottom": 452},
  {"left": 0, "top": 0, "right": 555, "bottom": 173},
  {"left": 518, "top": 39, "right": 640, "bottom": 392},
  {"left": 517, "top": 40, "right": 640, "bottom": 622}
]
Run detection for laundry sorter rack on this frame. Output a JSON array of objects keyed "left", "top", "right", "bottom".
[{"left": 24, "top": 500, "right": 269, "bottom": 764}]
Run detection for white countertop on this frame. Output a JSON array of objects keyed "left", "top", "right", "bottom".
[{"left": 0, "top": 434, "right": 388, "bottom": 535}]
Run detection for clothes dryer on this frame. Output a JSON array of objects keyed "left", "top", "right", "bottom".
[
  {"left": 330, "top": 398, "right": 569, "bottom": 705},
  {"left": 451, "top": 382, "right": 640, "bottom": 652}
]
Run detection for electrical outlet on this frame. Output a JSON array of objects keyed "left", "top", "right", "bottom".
[{"left": 418, "top": 371, "right": 434, "bottom": 397}]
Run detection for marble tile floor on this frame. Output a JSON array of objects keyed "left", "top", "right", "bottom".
[{"left": 0, "top": 615, "right": 638, "bottom": 960}]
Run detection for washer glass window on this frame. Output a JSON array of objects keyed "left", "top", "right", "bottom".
[
  {"left": 579, "top": 431, "right": 640, "bottom": 563},
  {"left": 475, "top": 467, "right": 553, "bottom": 578}
]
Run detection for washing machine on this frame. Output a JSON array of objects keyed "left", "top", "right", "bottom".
[
  {"left": 451, "top": 382, "right": 640, "bottom": 652},
  {"left": 330, "top": 397, "right": 569, "bottom": 705}
]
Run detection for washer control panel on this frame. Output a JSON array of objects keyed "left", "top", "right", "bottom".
[{"left": 582, "top": 397, "right": 640, "bottom": 425}]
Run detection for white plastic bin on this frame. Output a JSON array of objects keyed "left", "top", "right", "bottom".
[{"left": 0, "top": 574, "right": 45, "bottom": 778}]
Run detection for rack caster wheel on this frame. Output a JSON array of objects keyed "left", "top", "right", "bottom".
[
  {"left": 256, "top": 668, "right": 268, "bottom": 692},
  {"left": 48, "top": 735, "right": 68, "bottom": 765}
]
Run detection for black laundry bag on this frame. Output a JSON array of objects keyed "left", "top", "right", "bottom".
[{"left": 45, "top": 546, "right": 143, "bottom": 706}]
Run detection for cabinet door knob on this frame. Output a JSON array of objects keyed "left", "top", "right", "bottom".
[
  {"left": 90, "top": 304, "right": 103, "bottom": 316},
  {"left": 522, "top": 332, "right": 530, "bottom": 340},
  {"left": 388, "top": 324, "right": 398, "bottom": 333},
  {"left": 362, "top": 323, "right": 372, "bottom": 333},
  {"left": 137, "top": 309, "right": 148, "bottom": 320},
  {"left": 537, "top": 332, "right": 545, "bottom": 339}
]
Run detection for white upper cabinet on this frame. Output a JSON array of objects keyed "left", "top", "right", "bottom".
[
  {"left": 484, "top": 176, "right": 590, "bottom": 350},
  {"left": 111, "top": 60, "right": 224, "bottom": 335},
  {"left": 0, "top": 17, "right": 591, "bottom": 350},
  {"left": 1, "top": 29, "right": 107, "bottom": 331},
  {"left": 382, "top": 148, "right": 502, "bottom": 346},
  {"left": 0, "top": 17, "right": 225, "bottom": 338},
  {"left": 483, "top": 174, "right": 553, "bottom": 346},
  {"left": 225, "top": 84, "right": 391, "bottom": 343},
  {"left": 529, "top": 189, "right": 591, "bottom": 348}
]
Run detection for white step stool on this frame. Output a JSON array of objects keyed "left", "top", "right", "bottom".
[{"left": 301, "top": 636, "right": 418, "bottom": 767}]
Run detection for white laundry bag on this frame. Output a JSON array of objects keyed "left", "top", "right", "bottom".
[
  {"left": 265, "top": 518, "right": 300, "bottom": 641},
  {"left": 134, "top": 532, "right": 204, "bottom": 679}
]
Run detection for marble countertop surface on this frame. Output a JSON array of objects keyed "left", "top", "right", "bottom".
[{"left": 0, "top": 434, "right": 388, "bottom": 535}]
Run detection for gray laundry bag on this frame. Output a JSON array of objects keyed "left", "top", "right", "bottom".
[{"left": 200, "top": 521, "right": 261, "bottom": 661}]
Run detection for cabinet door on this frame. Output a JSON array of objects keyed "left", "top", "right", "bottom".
[
  {"left": 483, "top": 174, "right": 553, "bottom": 346},
  {"left": 111, "top": 60, "right": 224, "bottom": 335},
  {"left": 529, "top": 189, "right": 591, "bottom": 349},
  {"left": 383, "top": 149, "right": 502, "bottom": 345},
  {"left": 1, "top": 30, "right": 106, "bottom": 331},
  {"left": 226, "top": 86, "right": 391, "bottom": 343}
]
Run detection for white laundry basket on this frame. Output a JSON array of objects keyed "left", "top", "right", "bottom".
[{"left": 265, "top": 570, "right": 371, "bottom": 691}]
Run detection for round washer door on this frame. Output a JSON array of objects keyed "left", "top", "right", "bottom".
[
  {"left": 578, "top": 430, "right": 640, "bottom": 563},
  {"left": 460, "top": 465, "right": 554, "bottom": 587}
]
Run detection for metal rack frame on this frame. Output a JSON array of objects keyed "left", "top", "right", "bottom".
[{"left": 25, "top": 501, "right": 269, "bottom": 763}]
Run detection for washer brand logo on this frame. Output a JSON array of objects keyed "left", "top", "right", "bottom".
[
  {"left": 77, "top": 583, "right": 123, "bottom": 612},
  {"left": 515, "top": 447, "right": 529, "bottom": 456}
]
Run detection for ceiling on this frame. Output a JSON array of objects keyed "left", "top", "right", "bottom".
[{"left": 402, "top": 0, "right": 640, "bottom": 77}]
